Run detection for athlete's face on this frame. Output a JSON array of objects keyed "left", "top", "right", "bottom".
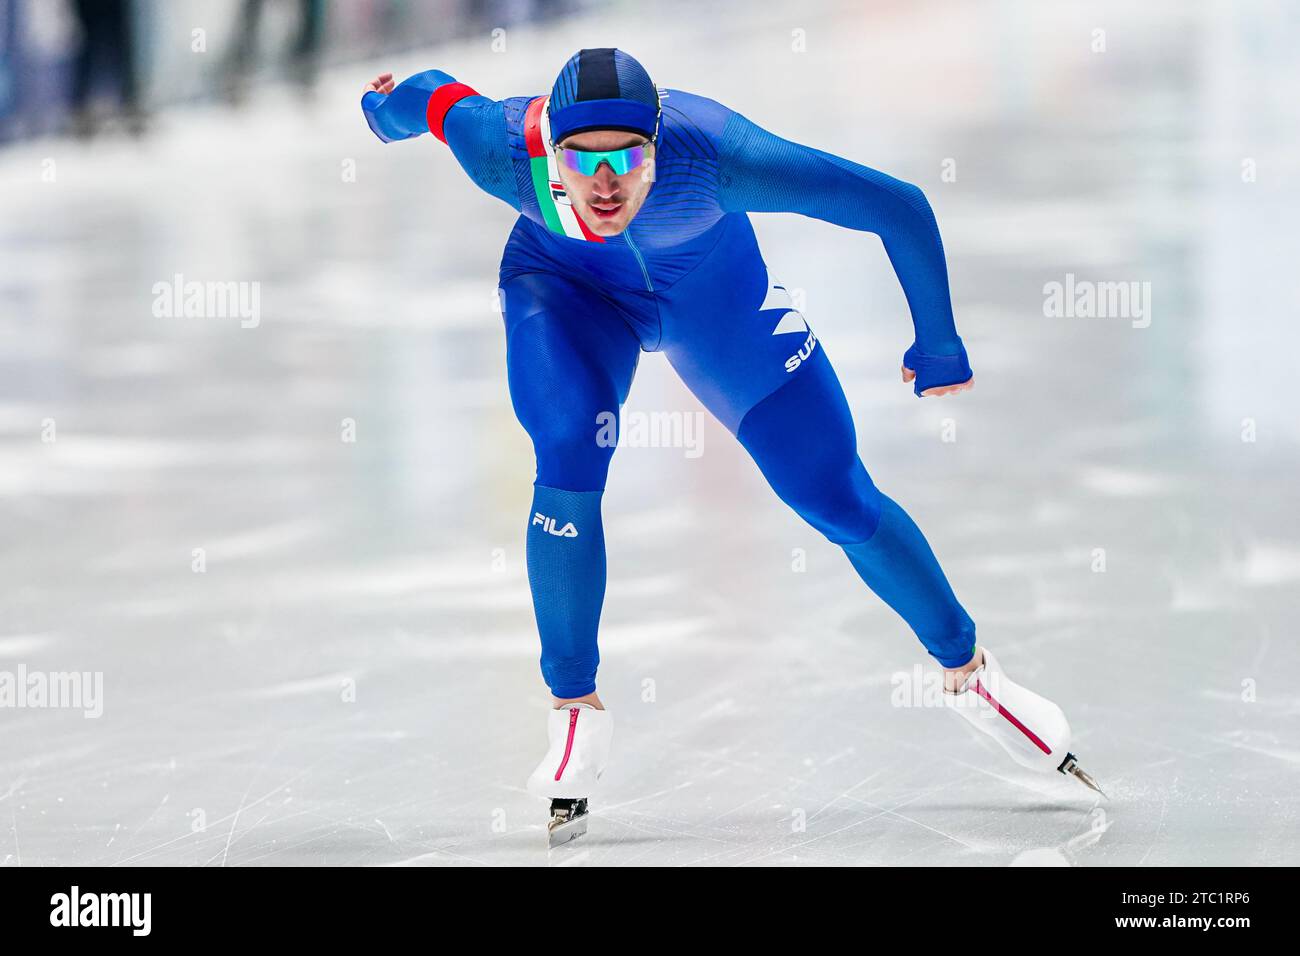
[{"left": 555, "top": 130, "right": 656, "bottom": 237}]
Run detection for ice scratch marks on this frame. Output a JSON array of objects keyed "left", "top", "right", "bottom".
[
  {"left": 806, "top": 770, "right": 882, "bottom": 828},
  {"left": 112, "top": 793, "right": 171, "bottom": 864},
  {"left": 600, "top": 781, "right": 694, "bottom": 814},
  {"left": 214, "top": 736, "right": 308, "bottom": 867},
  {"left": 1009, "top": 847, "right": 1070, "bottom": 865},
  {"left": 549, "top": 848, "right": 591, "bottom": 867},
  {"left": 220, "top": 771, "right": 260, "bottom": 867},
  {"left": 1063, "top": 807, "right": 1112, "bottom": 854},
  {"left": 727, "top": 789, "right": 936, "bottom": 866},
  {"left": 113, "top": 766, "right": 309, "bottom": 866},
  {"left": 1, "top": 777, "right": 23, "bottom": 867},
  {"left": 386, "top": 844, "right": 492, "bottom": 866},
  {"left": 1137, "top": 786, "right": 1170, "bottom": 866},
  {"left": 863, "top": 799, "right": 980, "bottom": 853},
  {"left": 1199, "top": 688, "right": 1300, "bottom": 716},
  {"left": 0, "top": 776, "right": 25, "bottom": 803},
  {"left": 1216, "top": 731, "right": 1300, "bottom": 767}
]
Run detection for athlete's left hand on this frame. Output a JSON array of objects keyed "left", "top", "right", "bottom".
[{"left": 901, "top": 364, "right": 974, "bottom": 397}]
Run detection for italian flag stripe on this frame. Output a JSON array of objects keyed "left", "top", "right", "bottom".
[
  {"left": 523, "top": 96, "right": 547, "bottom": 158},
  {"left": 522, "top": 96, "right": 603, "bottom": 243},
  {"left": 573, "top": 208, "right": 603, "bottom": 242},
  {"left": 529, "top": 156, "right": 565, "bottom": 234}
]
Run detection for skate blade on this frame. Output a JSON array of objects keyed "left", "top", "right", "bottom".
[
  {"left": 1068, "top": 764, "right": 1107, "bottom": 798},
  {"left": 1058, "top": 752, "right": 1107, "bottom": 799},
  {"left": 547, "top": 813, "right": 588, "bottom": 848}
]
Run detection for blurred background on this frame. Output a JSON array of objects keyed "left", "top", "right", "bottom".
[
  {"left": 0, "top": 0, "right": 596, "bottom": 138},
  {"left": 1, "top": 0, "right": 1297, "bottom": 866}
]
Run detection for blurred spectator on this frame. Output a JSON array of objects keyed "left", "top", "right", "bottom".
[
  {"left": 223, "top": 0, "right": 325, "bottom": 104},
  {"left": 70, "top": 0, "right": 145, "bottom": 137},
  {"left": 0, "top": 0, "right": 593, "bottom": 145}
]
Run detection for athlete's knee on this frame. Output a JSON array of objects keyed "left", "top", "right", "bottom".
[
  {"left": 506, "top": 321, "right": 624, "bottom": 491},
  {"left": 750, "top": 456, "right": 882, "bottom": 544},
  {"left": 738, "top": 410, "right": 879, "bottom": 541},
  {"left": 793, "top": 456, "right": 883, "bottom": 544},
  {"left": 530, "top": 413, "right": 615, "bottom": 491}
]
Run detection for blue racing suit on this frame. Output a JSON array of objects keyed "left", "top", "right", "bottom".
[{"left": 363, "top": 71, "right": 977, "bottom": 697}]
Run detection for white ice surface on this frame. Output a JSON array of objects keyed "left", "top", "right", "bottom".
[{"left": 1, "top": 0, "right": 1298, "bottom": 866}]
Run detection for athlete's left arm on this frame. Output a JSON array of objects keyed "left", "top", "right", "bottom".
[{"left": 717, "top": 110, "right": 971, "bottom": 395}]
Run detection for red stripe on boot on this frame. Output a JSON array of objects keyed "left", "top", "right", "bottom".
[
  {"left": 554, "top": 708, "right": 581, "bottom": 781},
  {"left": 972, "top": 680, "right": 1052, "bottom": 755}
]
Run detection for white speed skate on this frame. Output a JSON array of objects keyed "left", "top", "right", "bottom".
[
  {"left": 943, "top": 646, "right": 1104, "bottom": 795},
  {"left": 526, "top": 703, "right": 613, "bottom": 847}
]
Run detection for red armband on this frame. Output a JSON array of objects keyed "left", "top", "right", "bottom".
[{"left": 426, "top": 82, "right": 480, "bottom": 144}]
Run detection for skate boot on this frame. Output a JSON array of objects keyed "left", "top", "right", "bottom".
[
  {"left": 943, "top": 647, "right": 1104, "bottom": 795},
  {"left": 526, "top": 703, "right": 613, "bottom": 847}
]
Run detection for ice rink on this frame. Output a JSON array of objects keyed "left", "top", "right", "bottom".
[{"left": 2, "top": 0, "right": 1298, "bottom": 866}]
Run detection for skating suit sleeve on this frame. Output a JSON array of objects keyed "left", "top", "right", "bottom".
[
  {"left": 361, "top": 69, "right": 521, "bottom": 211},
  {"left": 716, "top": 109, "right": 963, "bottom": 359}
]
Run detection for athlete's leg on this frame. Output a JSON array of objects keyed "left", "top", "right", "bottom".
[
  {"left": 500, "top": 273, "right": 641, "bottom": 702},
  {"left": 654, "top": 216, "right": 975, "bottom": 668},
  {"left": 734, "top": 346, "right": 977, "bottom": 669}
]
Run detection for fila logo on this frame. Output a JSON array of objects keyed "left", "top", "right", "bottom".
[
  {"left": 549, "top": 181, "right": 572, "bottom": 206},
  {"left": 533, "top": 512, "right": 578, "bottom": 537}
]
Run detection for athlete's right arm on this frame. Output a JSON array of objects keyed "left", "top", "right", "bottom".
[{"left": 361, "top": 69, "right": 520, "bottom": 210}]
